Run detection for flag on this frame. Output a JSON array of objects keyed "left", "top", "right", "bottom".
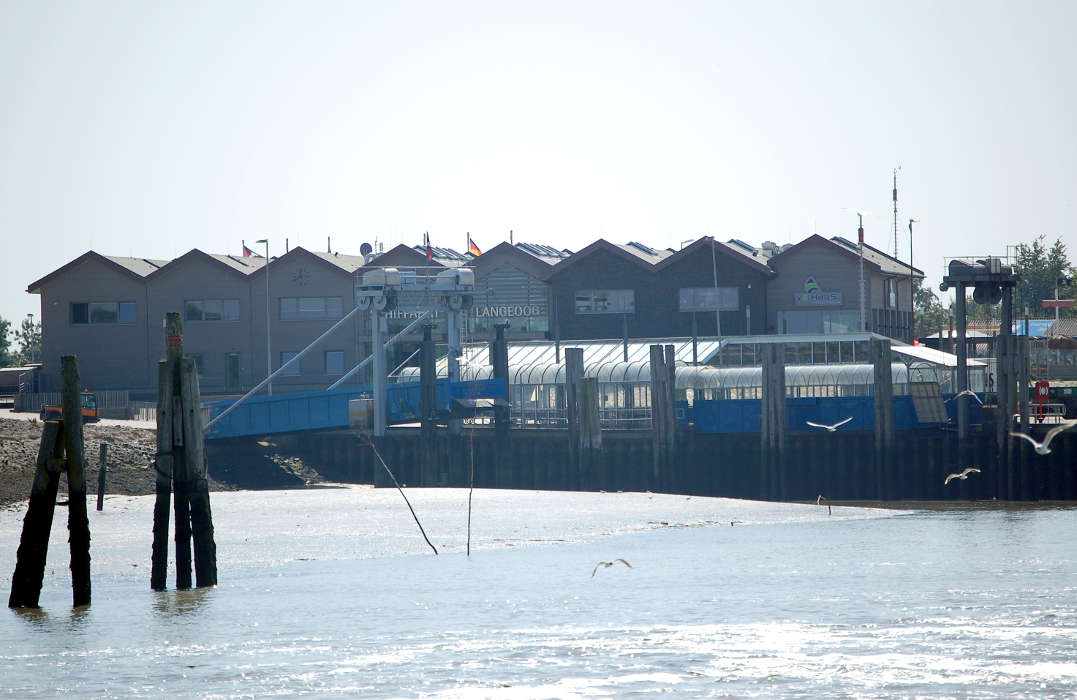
[
  {"left": 425, "top": 232, "right": 434, "bottom": 263},
  {"left": 242, "top": 244, "right": 262, "bottom": 257},
  {"left": 468, "top": 234, "right": 482, "bottom": 256}
]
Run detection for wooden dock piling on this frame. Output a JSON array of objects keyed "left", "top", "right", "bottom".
[
  {"left": 151, "top": 313, "right": 217, "bottom": 591},
  {"left": 96, "top": 443, "right": 108, "bottom": 511},
  {"left": 9, "top": 356, "right": 90, "bottom": 608}
]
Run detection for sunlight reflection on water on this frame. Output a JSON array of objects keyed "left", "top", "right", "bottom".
[{"left": 3, "top": 488, "right": 1077, "bottom": 698}]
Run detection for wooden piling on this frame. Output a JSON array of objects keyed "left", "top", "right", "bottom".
[
  {"left": 760, "top": 343, "right": 786, "bottom": 500},
  {"left": 180, "top": 357, "right": 217, "bottom": 588},
  {"left": 8, "top": 421, "right": 63, "bottom": 608},
  {"left": 420, "top": 325, "right": 436, "bottom": 484},
  {"left": 565, "top": 348, "right": 584, "bottom": 486},
  {"left": 151, "top": 360, "right": 174, "bottom": 591},
  {"left": 152, "top": 312, "right": 217, "bottom": 591},
  {"left": 61, "top": 357, "right": 91, "bottom": 607},
  {"left": 871, "top": 338, "right": 895, "bottom": 499},
  {"left": 96, "top": 443, "right": 107, "bottom": 511}
]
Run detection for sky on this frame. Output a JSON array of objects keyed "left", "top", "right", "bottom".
[{"left": 3, "top": 0, "right": 1075, "bottom": 328}]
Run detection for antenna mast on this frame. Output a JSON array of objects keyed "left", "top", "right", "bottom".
[{"left": 892, "top": 167, "right": 900, "bottom": 259}]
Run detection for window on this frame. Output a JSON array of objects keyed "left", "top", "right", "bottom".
[
  {"left": 185, "top": 298, "right": 240, "bottom": 321},
  {"left": 71, "top": 301, "right": 136, "bottom": 325},
  {"left": 280, "top": 351, "right": 301, "bottom": 375},
  {"left": 574, "top": 289, "right": 634, "bottom": 315},
  {"left": 325, "top": 350, "right": 344, "bottom": 375},
  {"left": 280, "top": 296, "right": 344, "bottom": 320}
]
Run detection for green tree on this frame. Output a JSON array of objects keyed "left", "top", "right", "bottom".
[
  {"left": 913, "top": 280, "right": 950, "bottom": 339},
  {"left": 0, "top": 316, "right": 12, "bottom": 367},
  {"left": 13, "top": 317, "right": 41, "bottom": 365},
  {"left": 1014, "top": 235, "right": 1075, "bottom": 317}
]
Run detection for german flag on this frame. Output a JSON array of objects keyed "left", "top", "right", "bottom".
[{"left": 468, "top": 234, "right": 482, "bottom": 256}]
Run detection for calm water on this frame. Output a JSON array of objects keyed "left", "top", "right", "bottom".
[{"left": 2, "top": 487, "right": 1077, "bottom": 698}]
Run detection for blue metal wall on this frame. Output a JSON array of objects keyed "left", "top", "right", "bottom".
[{"left": 685, "top": 395, "right": 925, "bottom": 434}]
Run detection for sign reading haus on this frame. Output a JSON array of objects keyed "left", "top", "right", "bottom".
[{"left": 793, "top": 276, "right": 842, "bottom": 306}]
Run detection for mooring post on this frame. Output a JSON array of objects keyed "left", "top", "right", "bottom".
[
  {"left": 871, "top": 338, "right": 895, "bottom": 500},
  {"left": 997, "top": 289, "right": 1014, "bottom": 500},
  {"left": 578, "top": 376, "right": 602, "bottom": 488},
  {"left": 180, "top": 356, "right": 217, "bottom": 587},
  {"left": 60, "top": 356, "right": 91, "bottom": 607},
  {"left": 96, "top": 443, "right": 107, "bottom": 512},
  {"left": 760, "top": 343, "right": 786, "bottom": 500},
  {"left": 420, "top": 324, "right": 436, "bottom": 485},
  {"left": 648, "top": 344, "right": 666, "bottom": 489},
  {"left": 151, "top": 359, "right": 174, "bottom": 591},
  {"left": 491, "top": 323, "right": 511, "bottom": 482},
  {"left": 8, "top": 421, "right": 63, "bottom": 608},
  {"left": 664, "top": 344, "right": 677, "bottom": 489},
  {"left": 1016, "top": 334, "right": 1031, "bottom": 500},
  {"left": 565, "top": 348, "right": 584, "bottom": 487}
]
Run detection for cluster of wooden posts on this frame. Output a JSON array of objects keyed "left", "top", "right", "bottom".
[{"left": 9, "top": 312, "right": 217, "bottom": 609}]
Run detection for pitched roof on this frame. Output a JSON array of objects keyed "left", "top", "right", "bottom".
[
  {"left": 512, "top": 241, "right": 572, "bottom": 265},
  {"left": 27, "top": 251, "right": 163, "bottom": 292},
  {"left": 767, "top": 234, "right": 882, "bottom": 273},
  {"left": 830, "top": 236, "right": 924, "bottom": 277},
  {"left": 146, "top": 249, "right": 265, "bottom": 280},
  {"left": 547, "top": 239, "right": 660, "bottom": 277},
  {"left": 615, "top": 241, "right": 675, "bottom": 264},
  {"left": 653, "top": 237, "right": 774, "bottom": 276},
  {"left": 468, "top": 241, "right": 556, "bottom": 280},
  {"left": 1048, "top": 317, "right": 1077, "bottom": 338}
]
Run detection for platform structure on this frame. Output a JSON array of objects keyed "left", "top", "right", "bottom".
[{"left": 356, "top": 267, "right": 476, "bottom": 436}]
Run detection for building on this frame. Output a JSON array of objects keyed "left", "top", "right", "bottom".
[{"left": 765, "top": 235, "right": 922, "bottom": 341}]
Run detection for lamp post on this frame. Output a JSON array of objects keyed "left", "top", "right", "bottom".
[
  {"left": 26, "top": 313, "right": 34, "bottom": 364},
  {"left": 908, "top": 219, "right": 918, "bottom": 343},
  {"left": 255, "top": 238, "right": 271, "bottom": 396}
]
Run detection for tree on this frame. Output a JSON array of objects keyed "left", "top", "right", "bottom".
[
  {"left": 0, "top": 316, "right": 12, "bottom": 367},
  {"left": 13, "top": 317, "right": 41, "bottom": 365},
  {"left": 914, "top": 280, "right": 950, "bottom": 339},
  {"left": 1014, "top": 235, "right": 1076, "bottom": 318}
]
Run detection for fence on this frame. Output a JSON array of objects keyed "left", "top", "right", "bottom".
[{"left": 15, "top": 390, "right": 131, "bottom": 417}]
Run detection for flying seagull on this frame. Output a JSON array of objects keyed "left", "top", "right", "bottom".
[
  {"left": 1010, "top": 420, "right": 1077, "bottom": 455},
  {"left": 945, "top": 389, "right": 984, "bottom": 405},
  {"left": 806, "top": 417, "right": 853, "bottom": 432},
  {"left": 592, "top": 559, "right": 632, "bottom": 577},
  {"left": 944, "top": 467, "right": 981, "bottom": 485}
]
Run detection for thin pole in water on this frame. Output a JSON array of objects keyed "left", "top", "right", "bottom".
[{"left": 364, "top": 436, "right": 438, "bottom": 555}]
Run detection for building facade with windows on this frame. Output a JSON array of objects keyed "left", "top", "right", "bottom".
[{"left": 765, "top": 235, "right": 922, "bottom": 341}]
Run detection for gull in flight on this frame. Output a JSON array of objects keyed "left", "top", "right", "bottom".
[
  {"left": 1010, "top": 420, "right": 1077, "bottom": 455},
  {"left": 944, "top": 467, "right": 981, "bottom": 485},
  {"left": 945, "top": 389, "right": 984, "bottom": 405},
  {"left": 592, "top": 559, "right": 632, "bottom": 577},
  {"left": 806, "top": 417, "right": 853, "bottom": 432}
]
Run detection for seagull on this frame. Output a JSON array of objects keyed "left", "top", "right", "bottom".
[
  {"left": 592, "top": 559, "right": 632, "bottom": 577},
  {"left": 1010, "top": 420, "right": 1077, "bottom": 455},
  {"left": 944, "top": 467, "right": 981, "bottom": 485},
  {"left": 816, "top": 494, "right": 832, "bottom": 515},
  {"left": 806, "top": 417, "right": 853, "bottom": 432},
  {"left": 945, "top": 389, "right": 984, "bottom": 405}
]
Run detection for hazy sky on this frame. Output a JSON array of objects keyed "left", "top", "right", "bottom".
[{"left": 3, "top": 0, "right": 1075, "bottom": 327}]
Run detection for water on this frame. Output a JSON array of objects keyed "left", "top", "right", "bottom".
[{"left": 3, "top": 488, "right": 1077, "bottom": 698}]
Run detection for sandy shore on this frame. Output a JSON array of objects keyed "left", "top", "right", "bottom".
[{"left": 0, "top": 416, "right": 235, "bottom": 510}]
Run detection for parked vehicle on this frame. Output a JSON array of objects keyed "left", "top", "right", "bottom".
[{"left": 40, "top": 391, "right": 100, "bottom": 423}]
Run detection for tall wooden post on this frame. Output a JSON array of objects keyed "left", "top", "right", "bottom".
[
  {"left": 871, "top": 338, "right": 895, "bottom": 500},
  {"left": 649, "top": 344, "right": 671, "bottom": 490},
  {"left": 760, "top": 343, "right": 786, "bottom": 500},
  {"left": 955, "top": 285, "right": 969, "bottom": 439},
  {"left": 997, "top": 290, "right": 1014, "bottom": 499},
  {"left": 60, "top": 356, "right": 91, "bottom": 607},
  {"left": 490, "top": 323, "right": 511, "bottom": 485},
  {"left": 578, "top": 377, "right": 602, "bottom": 489},
  {"left": 96, "top": 443, "right": 107, "bottom": 511},
  {"left": 152, "top": 313, "right": 216, "bottom": 591},
  {"left": 9, "top": 422, "right": 63, "bottom": 608},
  {"left": 151, "top": 359, "right": 174, "bottom": 591},
  {"left": 420, "top": 324, "right": 436, "bottom": 484},
  {"left": 565, "top": 348, "right": 584, "bottom": 487}
]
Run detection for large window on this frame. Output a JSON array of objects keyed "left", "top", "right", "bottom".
[
  {"left": 280, "top": 351, "right": 301, "bottom": 375},
  {"left": 574, "top": 289, "right": 635, "bottom": 315},
  {"left": 71, "top": 301, "right": 136, "bottom": 325},
  {"left": 280, "top": 296, "right": 344, "bottom": 321},
  {"left": 185, "top": 298, "right": 240, "bottom": 321},
  {"left": 325, "top": 350, "right": 344, "bottom": 375}
]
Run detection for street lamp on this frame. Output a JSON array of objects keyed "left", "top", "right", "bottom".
[
  {"left": 255, "top": 239, "right": 271, "bottom": 396},
  {"left": 908, "top": 219, "right": 918, "bottom": 343}
]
